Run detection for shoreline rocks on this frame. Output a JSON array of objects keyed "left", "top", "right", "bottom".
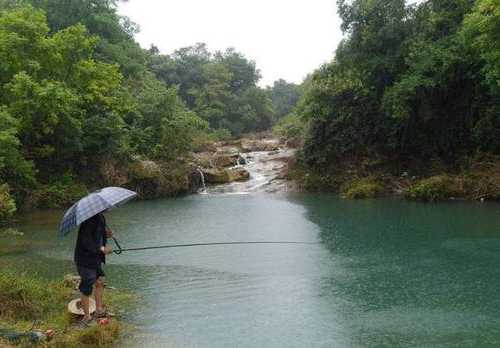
[{"left": 202, "top": 167, "right": 250, "bottom": 184}]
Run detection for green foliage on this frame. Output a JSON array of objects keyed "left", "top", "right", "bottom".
[
  {"left": 0, "top": 271, "right": 68, "bottom": 322},
  {"left": 0, "top": 109, "right": 35, "bottom": 193},
  {"left": 0, "top": 270, "right": 130, "bottom": 347},
  {"left": 149, "top": 44, "right": 274, "bottom": 136},
  {"left": 29, "top": 181, "right": 88, "bottom": 209},
  {"left": 273, "top": 113, "right": 306, "bottom": 141},
  {"left": 0, "top": 3, "right": 216, "bottom": 211},
  {"left": 0, "top": 184, "right": 16, "bottom": 223},
  {"left": 267, "top": 79, "right": 302, "bottom": 120},
  {"left": 342, "top": 178, "right": 385, "bottom": 199},
  {"left": 407, "top": 175, "right": 463, "bottom": 202},
  {"left": 297, "top": 0, "right": 500, "bottom": 170},
  {"left": 462, "top": 0, "right": 500, "bottom": 92}
]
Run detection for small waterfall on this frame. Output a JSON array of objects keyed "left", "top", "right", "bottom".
[{"left": 197, "top": 167, "right": 206, "bottom": 193}]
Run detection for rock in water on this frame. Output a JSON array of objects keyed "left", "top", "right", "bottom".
[
  {"left": 228, "top": 167, "right": 250, "bottom": 182},
  {"left": 202, "top": 168, "right": 250, "bottom": 184}
]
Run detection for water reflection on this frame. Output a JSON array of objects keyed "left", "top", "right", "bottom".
[{"left": 290, "top": 194, "right": 500, "bottom": 347}]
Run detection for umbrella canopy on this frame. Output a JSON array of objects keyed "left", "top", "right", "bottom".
[{"left": 59, "top": 187, "right": 137, "bottom": 237}]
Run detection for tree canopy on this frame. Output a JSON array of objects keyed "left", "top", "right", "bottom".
[
  {"left": 298, "top": 0, "right": 500, "bottom": 167},
  {"left": 0, "top": 0, "right": 303, "bottom": 221},
  {"left": 148, "top": 44, "right": 274, "bottom": 135}
]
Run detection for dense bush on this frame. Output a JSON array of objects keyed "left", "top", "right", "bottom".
[
  {"left": 298, "top": 0, "right": 500, "bottom": 170},
  {"left": 407, "top": 176, "right": 463, "bottom": 202},
  {"left": 0, "top": 184, "right": 16, "bottom": 223},
  {"left": 273, "top": 113, "right": 306, "bottom": 142},
  {"left": 342, "top": 178, "right": 385, "bottom": 199},
  {"left": 28, "top": 182, "right": 88, "bottom": 209}
]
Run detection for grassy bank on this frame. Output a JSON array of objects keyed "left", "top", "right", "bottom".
[
  {"left": 0, "top": 157, "right": 198, "bottom": 226},
  {"left": 0, "top": 270, "right": 134, "bottom": 347},
  {"left": 289, "top": 155, "right": 500, "bottom": 202}
]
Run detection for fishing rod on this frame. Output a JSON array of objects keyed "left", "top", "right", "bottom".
[{"left": 111, "top": 237, "right": 318, "bottom": 255}]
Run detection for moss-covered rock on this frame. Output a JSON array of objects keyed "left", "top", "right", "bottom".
[
  {"left": 128, "top": 159, "right": 161, "bottom": 180},
  {"left": 128, "top": 160, "right": 192, "bottom": 199},
  {"left": 202, "top": 169, "right": 231, "bottom": 184},
  {"left": 342, "top": 178, "right": 385, "bottom": 199},
  {"left": 202, "top": 167, "right": 250, "bottom": 184},
  {"left": 407, "top": 175, "right": 463, "bottom": 202}
]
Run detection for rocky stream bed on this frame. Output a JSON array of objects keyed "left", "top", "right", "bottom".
[{"left": 192, "top": 137, "right": 296, "bottom": 194}]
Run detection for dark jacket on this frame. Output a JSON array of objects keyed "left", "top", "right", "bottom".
[{"left": 74, "top": 213, "right": 107, "bottom": 269}]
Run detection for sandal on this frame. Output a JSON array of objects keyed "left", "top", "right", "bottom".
[
  {"left": 93, "top": 309, "right": 114, "bottom": 319},
  {"left": 76, "top": 318, "right": 94, "bottom": 329}
]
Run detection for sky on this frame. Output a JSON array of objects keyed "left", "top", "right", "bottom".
[{"left": 118, "top": 0, "right": 344, "bottom": 87}]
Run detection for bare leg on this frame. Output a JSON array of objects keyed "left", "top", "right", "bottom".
[
  {"left": 95, "top": 277, "right": 105, "bottom": 313},
  {"left": 81, "top": 294, "right": 92, "bottom": 321}
]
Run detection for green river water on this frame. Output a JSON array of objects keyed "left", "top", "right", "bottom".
[{"left": 3, "top": 193, "right": 500, "bottom": 347}]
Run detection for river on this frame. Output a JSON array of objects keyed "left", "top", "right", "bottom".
[{"left": 3, "top": 150, "right": 500, "bottom": 347}]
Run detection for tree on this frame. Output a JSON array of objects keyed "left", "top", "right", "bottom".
[
  {"left": 298, "top": 0, "right": 499, "bottom": 168},
  {"left": 267, "top": 79, "right": 301, "bottom": 120},
  {"left": 149, "top": 44, "right": 274, "bottom": 136}
]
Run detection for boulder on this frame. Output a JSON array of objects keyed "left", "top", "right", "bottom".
[
  {"left": 128, "top": 159, "right": 161, "bottom": 179},
  {"left": 192, "top": 152, "right": 215, "bottom": 168},
  {"left": 202, "top": 167, "right": 250, "bottom": 184},
  {"left": 193, "top": 152, "right": 246, "bottom": 168},
  {"left": 203, "top": 169, "right": 231, "bottom": 184},
  {"left": 214, "top": 154, "right": 238, "bottom": 167},
  {"left": 228, "top": 167, "right": 250, "bottom": 182},
  {"left": 241, "top": 139, "right": 280, "bottom": 152},
  {"left": 99, "top": 158, "right": 129, "bottom": 186}
]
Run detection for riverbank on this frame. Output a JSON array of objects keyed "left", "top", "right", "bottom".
[
  {"left": 288, "top": 153, "right": 500, "bottom": 202},
  {"left": 0, "top": 133, "right": 293, "bottom": 226},
  {"left": 0, "top": 267, "right": 133, "bottom": 347}
]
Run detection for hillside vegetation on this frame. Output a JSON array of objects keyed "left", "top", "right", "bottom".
[
  {"left": 0, "top": 0, "right": 301, "bottom": 224},
  {"left": 282, "top": 0, "right": 500, "bottom": 201}
]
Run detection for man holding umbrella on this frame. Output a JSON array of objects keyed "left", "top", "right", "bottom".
[
  {"left": 75, "top": 211, "right": 113, "bottom": 327},
  {"left": 59, "top": 187, "right": 137, "bottom": 328}
]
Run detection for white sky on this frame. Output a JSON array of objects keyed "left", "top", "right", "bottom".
[{"left": 118, "top": 0, "right": 343, "bottom": 87}]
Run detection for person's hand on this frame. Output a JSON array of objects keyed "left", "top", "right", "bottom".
[
  {"left": 106, "top": 228, "right": 113, "bottom": 238},
  {"left": 100, "top": 246, "right": 113, "bottom": 255}
]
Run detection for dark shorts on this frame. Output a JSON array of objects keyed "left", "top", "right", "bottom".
[{"left": 77, "top": 265, "right": 105, "bottom": 296}]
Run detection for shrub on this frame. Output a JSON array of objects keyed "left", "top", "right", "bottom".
[
  {"left": 407, "top": 175, "right": 463, "bottom": 202},
  {"left": 462, "top": 158, "right": 500, "bottom": 200},
  {"left": 0, "top": 184, "right": 16, "bottom": 224},
  {"left": 29, "top": 182, "right": 88, "bottom": 209},
  {"left": 273, "top": 113, "right": 306, "bottom": 141},
  {"left": 342, "top": 178, "right": 385, "bottom": 199}
]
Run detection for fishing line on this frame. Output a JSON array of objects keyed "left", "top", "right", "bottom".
[{"left": 111, "top": 237, "right": 318, "bottom": 255}]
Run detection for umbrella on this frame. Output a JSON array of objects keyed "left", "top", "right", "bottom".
[{"left": 59, "top": 187, "right": 137, "bottom": 237}]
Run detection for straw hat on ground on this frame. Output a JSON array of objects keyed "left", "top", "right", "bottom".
[{"left": 68, "top": 298, "right": 96, "bottom": 315}]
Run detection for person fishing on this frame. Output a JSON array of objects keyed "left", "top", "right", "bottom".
[{"left": 74, "top": 211, "right": 113, "bottom": 328}]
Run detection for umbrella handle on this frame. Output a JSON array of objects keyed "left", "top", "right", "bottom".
[{"left": 112, "top": 237, "right": 123, "bottom": 255}]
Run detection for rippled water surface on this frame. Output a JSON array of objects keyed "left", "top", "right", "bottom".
[{"left": 5, "top": 193, "right": 500, "bottom": 347}]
